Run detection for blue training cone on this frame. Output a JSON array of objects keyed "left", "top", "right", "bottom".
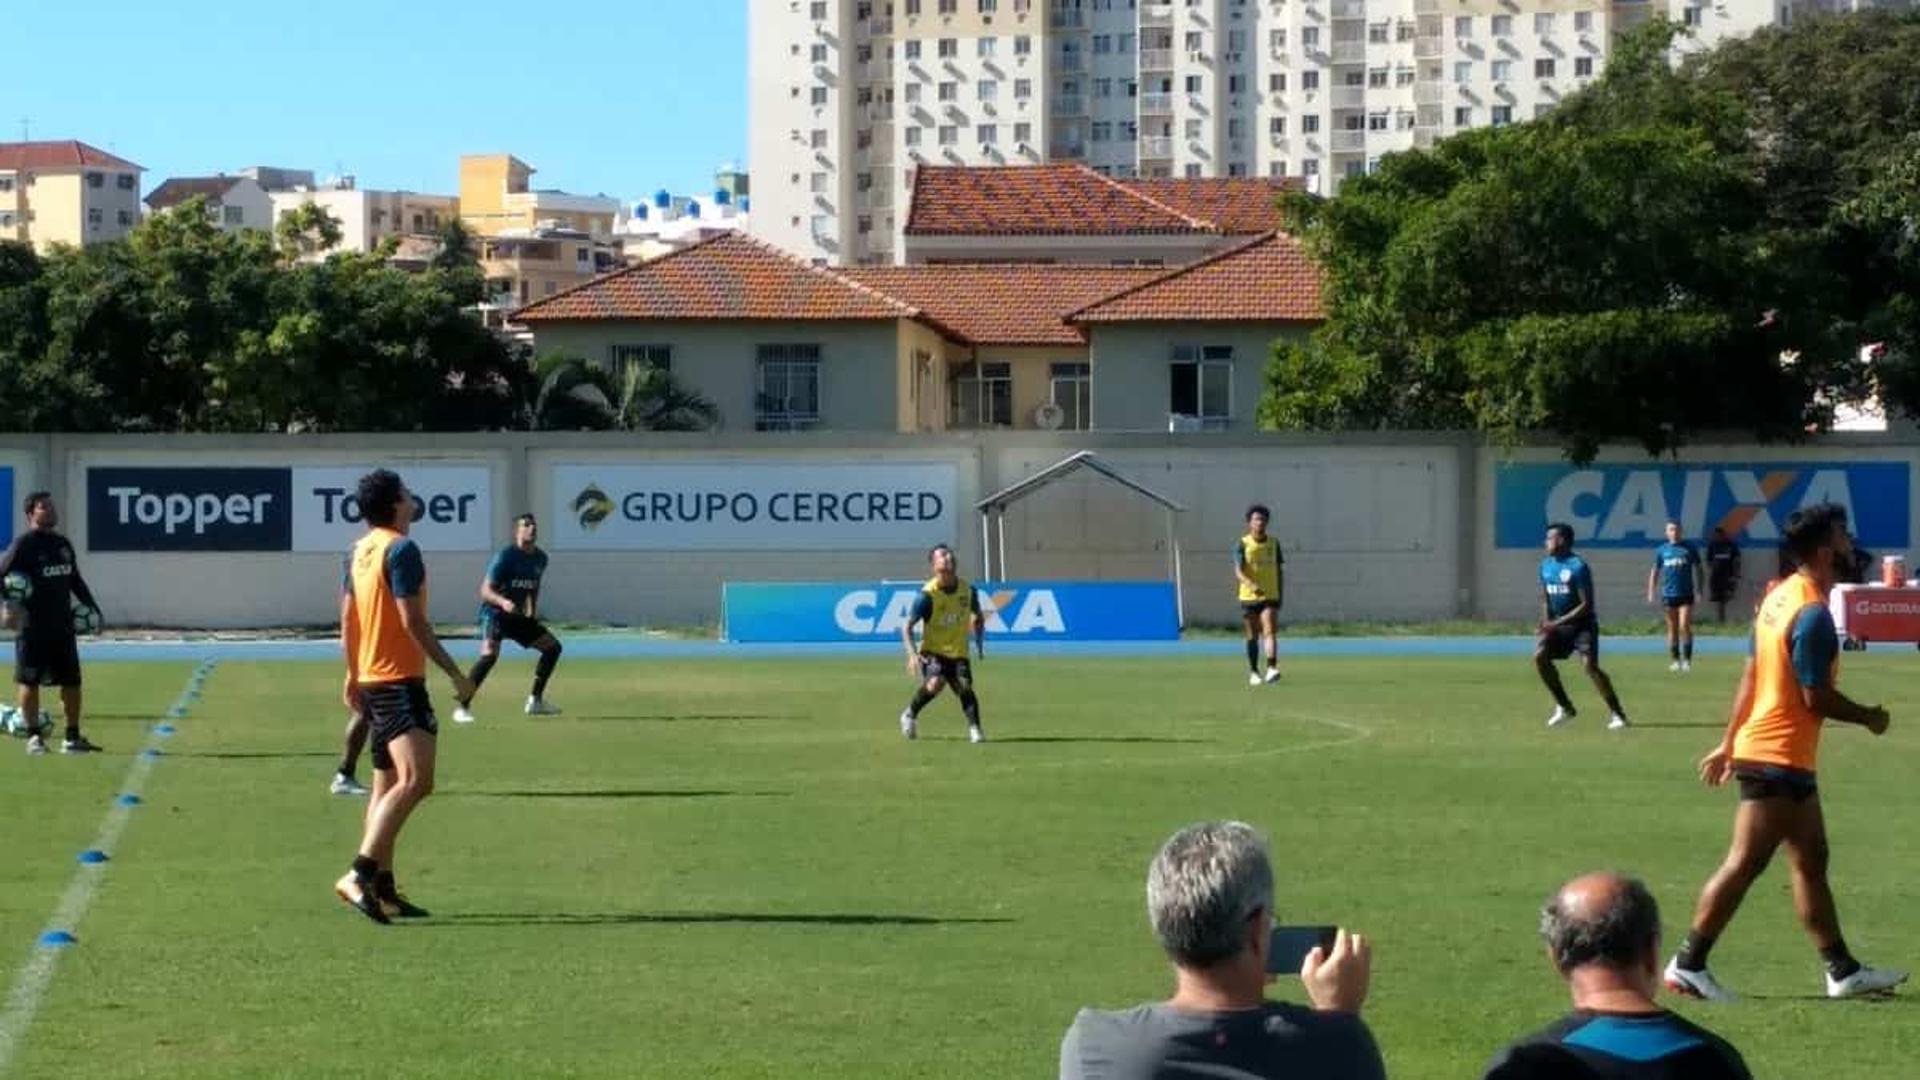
[
  {"left": 78, "top": 850, "right": 109, "bottom": 864},
  {"left": 154, "top": 724, "right": 176, "bottom": 736},
  {"left": 116, "top": 794, "right": 141, "bottom": 807},
  {"left": 38, "top": 931, "right": 76, "bottom": 948}
]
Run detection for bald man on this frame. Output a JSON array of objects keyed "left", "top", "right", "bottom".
[{"left": 1483, "top": 873, "right": 1751, "bottom": 1080}]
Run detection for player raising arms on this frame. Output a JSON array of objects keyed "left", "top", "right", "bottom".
[
  {"left": 1648, "top": 521, "right": 1704, "bottom": 673},
  {"left": 898, "top": 544, "right": 987, "bottom": 744},
  {"left": 452, "top": 513, "right": 562, "bottom": 724},
  {"left": 335, "top": 469, "right": 475, "bottom": 924},
  {"left": 1665, "top": 503, "right": 1907, "bottom": 1001},
  {"left": 1234, "top": 504, "right": 1284, "bottom": 686},
  {"left": 1535, "top": 523, "right": 1631, "bottom": 731}
]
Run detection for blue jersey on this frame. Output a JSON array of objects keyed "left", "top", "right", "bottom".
[
  {"left": 480, "top": 545, "right": 548, "bottom": 620},
  {"left": 1540, "top": 555, "right": 1596, "bottom": 624},
  {"left": 1654, "top": 542, "right": 1701, "bottom": 600}
]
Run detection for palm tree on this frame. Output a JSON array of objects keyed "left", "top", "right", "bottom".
[{"left": 529, "top": 353, "right": 719, "bottom": 432}]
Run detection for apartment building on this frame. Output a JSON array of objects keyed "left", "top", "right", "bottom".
[
  {"left": 0, "top": 140, "right": 144, "bottom": 252},
  {"left": 144, "top": 175, "right": 274, "bottom": 232},
  {"left": 751, "top": 0, "right": 1852, "bottom": 266},
  {"left": 267, "top": 177, "right": 460, "bottom": 256},
  {"left": 458, "top": 154, "right": 625, "bottom": 329}
]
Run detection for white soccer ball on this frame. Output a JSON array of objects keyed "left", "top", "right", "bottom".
[
  {"left": 1, "top": 572, "right": 30, "bottom": 604},
  {"left": 71, "top": 600, "right": 102, "bottom": 637},
  {"left": 0, "top": 706, "right": 51, "bottom": 737}
]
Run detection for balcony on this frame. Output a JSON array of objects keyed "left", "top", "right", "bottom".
[
  {"left": 862, "top": 62, "right": 893, "bottom": 83},
  {"left": 1139, "top": 92, "right": 1174, "bottom": 114},
  {"left": 1053, "top": 95, "right": 1087, "bottom": 115},
  {"left": 1331, "top": 41, "right": 1368, "bottom": 63},
  {"left": 1413, "top": 129, "right": 1437, "bottom": 149},
  {"left": 868, "top": 103, "right": 896, "bottom": 121},
  {"left": 1332, "top": 130, "right": 1368, "bottom": 152},
  {"left": 1413, "top": 83, "right": 1442, "bottom": 105},
  {"left": 1140, "top": 135, "right": 1174, "bottom": 158},
  {"left": 1050, "top": 141, "right": 1086, "bottom": 158},
  {"left": 1414, "top": 37, "right": 1443, "bottom": 59},
  {"left": 1140, "top": 4, "right": 1173, "bottom": 26},
  {"left": 1413, "top": 0, "right": 1440, "bottom": 11},
  {"left": 1332, "top": 86, "right": 1367, "bottom": 108},
  {"left": 1140, "top": 48, "right": 1174, "bottom": 70},
  {"left": 1056, "top": 52, "right": 1085, "bottom": 71},
  {"left": 1331, "top": 0, "right": 1367, "bottom": 18},
  {"left": 1050, "top": 9, "right": 1085, "bottom": 29}
]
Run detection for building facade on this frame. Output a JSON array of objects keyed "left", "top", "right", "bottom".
[
  {"left": 0, "top": 141, "right": 144, "bottom": 252},
  {"left": 751, "top": 0, "right": 1862, "bottom": 266},
  {"left": 459, "top": 154, "right": 625, "bottom": 330},
  {"left": 144, "top": 175, "right": 275, "bottom": 232},
  {"left": 267, "top": 179, "right": 460, "bottom": 256}
]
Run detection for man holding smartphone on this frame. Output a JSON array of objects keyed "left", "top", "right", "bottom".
[{"left": 1059, "top": 821, "right": 1384, "bottom": 1080}]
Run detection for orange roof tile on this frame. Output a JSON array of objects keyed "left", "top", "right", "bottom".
[
  {"left": 906, "top": 164, "right": 1213, "bottom": 237},
  {"left": 514, "top": 232, "right": 921, "bottom": 323},
  {"left": 844, "top": 265, "right": 1164, "bottom": 346},
  {"left": 1119, "top": 178, "right": 1300, "bottom": 235},
  {"left": 1070, "top": 233, "right": 1324, "bottom": 324},
  {"left": 0, "top": 140, "right": 143, "bottom": 173}
]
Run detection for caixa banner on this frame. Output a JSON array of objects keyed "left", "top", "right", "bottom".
[{"left": 722, "top": 581, "right": 1181, "bottom": 643}]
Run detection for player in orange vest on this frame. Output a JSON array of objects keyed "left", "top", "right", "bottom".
[
  {"left": 334, "top": 469, "right": 475, "bottom": 924},
  {"left": 1664, "top": 503, "right": 1906, "bottom": 1001}
]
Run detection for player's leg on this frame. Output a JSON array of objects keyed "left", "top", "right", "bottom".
[
  {"left": 1258, "top": 605, "right": 1281, "bottom": 682},
  {"left": 525, "top": 629, "right": 563, "bottom": 715},
  {"left": 1577, "top": 633, "right": 1628, "bottom": 727},
  {"left": 359, "top": 730, "right": 435, "bottom": 881},
  {"left": 1678, "top": 603, "right": 1695, "bottom": 669},
  {"left": 1781, "top": 795, "right": 1908, "bottom": 995},
  {"left": 1667, "top": 796, "right": 1789, "bottom": 999},
  {"left": 336, "top": 710, "right": 396, "bottom": 924},
  {"left": 332, "top": 709, "right": 370, "bottom": 796},
  {"left": 1241, "top": 607, "right": 1262, "bottom": 685},
  {"left": 952, "top": 660, "right": 984, "bottom": 743},
  {"left": 1533, "top": 638, "right": 1576, "bottom": 725},
  {"left": 17, "top": 662, "right": 45, "bottom": 754},
  {"left": 55, "top": 638, "right": 97, "bottom": 752},
  {"left": 899, "top": 658, "right": 946, "bottom": 739},
  {"left": 455, "top": 628, "right": 501, "bottom": 724}
]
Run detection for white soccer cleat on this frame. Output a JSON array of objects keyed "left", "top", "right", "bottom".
[
  {"left": 899, "top": 709, "right": 917, "bottom": 740},
  {"left": 330, "top": 772, "right": 370, "bottom": 797},
  {"left": 1608, "top": 714, "right": 1631, "bottom": 731},
  {"left": 452, "top": 703, "right": 477, "bottom": 725},
  {"left": 1669, "top": 661, "right": 1683, "bottom": 673},
  {"left": 968, "top": 724, "right": 986, "bottom": 744},
  {"left": 1681, "top": 661, "right": 1693, "bottom": 673},
  {"left": 524, "top": 697, "right": 561, "bottom": 717},
  {"left": 25, "top": 733, "right": 46, "bottom": 756},
  {"left": 1665, "top": 959, "right": 1738, "bottom": 1002},
  {"left": 1248, "top": 672, "right": 1264, "bottom": 687},
  {"left": 1547, "top": 706, "right": 1575, "bottom": 728},
  {"left": 1828, "top": 965, "right": 1909, "bottom": 999},
  {"left": 1263, "top": 667, "right": 1281, "bottom": 684}
]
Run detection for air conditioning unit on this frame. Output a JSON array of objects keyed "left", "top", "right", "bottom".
[
  {"left": 1167, "top": 414, "right": 1204, "bottom": 433},
  {"left": 1190, "top": 50, "right": 1211, "bottom": 62},
  {"left": 1457, "top": 38, "right": 1472, "bottom": 50},
  {"left": 1017, "top": 141, "right": 1034, "bottom": 153}
]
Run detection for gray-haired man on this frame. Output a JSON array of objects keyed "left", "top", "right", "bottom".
[
  {"left": 1059, "top": 821, "right": 1384, "bottom": 1080},
  {"left": 1482, "top": 872, "right": 1751, "bottom": 1079}
]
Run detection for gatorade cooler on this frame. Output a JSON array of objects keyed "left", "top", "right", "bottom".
[{"left": 1885, "top": 554, "right": 1908, "bottom": 587}]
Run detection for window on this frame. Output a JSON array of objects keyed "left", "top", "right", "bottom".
[
  {"left": 117, "top": 210, "right": 134, "bottom": 226},
  {"left": 1534, "top": 58, "right": 1555, "bottom": 78},
  {"left": 906, "top": 126, "right": 924, "bottom": 145},
  {"left": 1575, "top": 56, "right": 1594, "bottom": 77},
  {"left": 1491, "top": 104, "right": 1514, "bottom": 126},
  {"left": 1396, "top": 21, "right": 1415, "bottom": 42},
  {"left": 1367, "top": 22, "right": 1388, "bottom": 44},
  {"left": 1301, "top": 27, "right": 1319, "bottom": 47},
  {"left": 1453, "top": 61, "right": 1472, "bottom": 83},
  {"left": 1367, "top": 112, "right": 1388, "bottom": 131},
  {"left": 905, "top": 82, "right": 923, "bottom": 102},
  {"left": 611, "top": 344, "right": 671, "bottom": 373},
  {"left": 811, "top": 1, "right": 827, "bottom": 17},
  {"left": 88, "top": 208, "right": 103, "bottom": 226},
  {"left": 1015, "top": 78, "right": 1032, "bottom": 98},
  {"left": 938, "top": 124, "right": 959, "bottom": 145},
  {"left": 979, "top": 0, "right": 997, "bottom": 10},
  {"left": 949, "top": 362, "right": 1012, "bottom": 428},
  {"left": 1269, "top": 116, "right": 1287, "bottom": 135},
  {"left": 1534, "top": 13, "right": 1554, "bottom": 35},
  {"left": 1091, "top": 121, "right": 1113, "bottom": 142},
  {"left": 811, "top": 129, "right": 829, "bottom": 148},
  {"left": 1094, "top": 77, "right": 1113, "bottom": 98},
  {"left": 1184, "top": 119, "right": 1204, "bottom": 139},
  {"left": 1185, "top": 75, "right": 1204, "bottom": 93},
  {"left": 938, "top": 37, "right": 958, "bottom": 57},
  {"left": 1227, "top": 117, "right": 1246, "bottom": 138},
  {"left": 223, "top": 205, "right": 245, "bottom": 226},
  {"left": 756, "top": 345, "right": 822, "bottom": 431},
  {"left": 1269, "top": 29, "right": 1287, "bottom": 50},
  {"left": 1302, "top": 114, "right": 1320, "bottom": 133},
  {"left": 939, "top": 81, "right": 958, "bottom": 100},
  {"left": 1574, "top": 11, "right": 1593, "bottom": 33},
  {"left": 1491, "top": 15, "right": 1512, "bottom": 36},
  {"left": 979, "top": 36, "right": 997, "bottom": 56},
  {"left": 1014, "top": 121, "right": 1032, "bottom": 143},
  {"left": 87, "top": 172, "right": 103, "bottom": 189},
  {"left": 1454, "top": 15, "right": 1472, "bottom": 37},
  {"left": 1093, "top": 34, "right": 1113, "bottom": 53},
  {"left": 812, "top": 86, "right": 830, "bottom": 105},
  {"left": 1301, "top": 70, "right": 1319, "bottom": 90},
  {"left": 978, "top": 79, "right": 998, "bottom": 100},
  {"left": 1269, "top": 160, "right": 1289, "bottom": 178},
  {"left": 1454, "top": 106, "right": 1473, "bottom": 128},
  {"left": 940, "top": 0, "right": 957, "bottom": 12},
  {"left": 978, "top": 123, "right": 998, "bottom": 144},
  {"left": 811, "top": 172, "right": 829, "bottom": 193},
  {"left": 1050, "top": 363, "right": 1091, "bottom": 430},
  {"left": 1368, "top": 68, "right": 1388, "bottom": 88},
  {"left": 1170, "top": 345, "right": 1232, "bottom": 429},
  {"left": 1268, "top": 73, "right": 1286, "bottom": 92},
  {"left": 116, "top": 174, "right": 135, "bottom": 191},
  {"left": 0, "top": 178, "right": 14, "bottom": 193},
  {"left": 1396, "top": 68, "right": 1415, "bottom": 87},
  {"left": 1491, "top": 59, "right": 1513, "bottom": 81},
  {"left": 905, "top": 40, "right": 922, "bottom": 59},
  {"left": 811, "top": 44, "right": 829, "bottom": 62},
  {"left": 1015, "top": 35, "right": 1032, "bottom": 55},
  {"left": 1227, "top": 74, "right": 1245, "bottom": 93}
]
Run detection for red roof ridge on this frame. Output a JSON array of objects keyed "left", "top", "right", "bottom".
[
  {"left": 1067, "top": 231, "right": 1282, "bottom": 320},
  {"left": 1082, "top": 166, "right": 1218, "bottom": 234}
]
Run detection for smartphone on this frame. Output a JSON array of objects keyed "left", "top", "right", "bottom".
[{"left": 1266, "top": 925, "right": 1339, "bottom": 975}]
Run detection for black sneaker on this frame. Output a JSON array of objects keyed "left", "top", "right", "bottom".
[
  {"left": 379, "top": 889, "right": 430, "bottom": 919},
  {"left": 334, "top": 873, "right": 392, "bottom": 925},
  {"left": 61, "top": 735, "right": 103, "bottom": 754}
]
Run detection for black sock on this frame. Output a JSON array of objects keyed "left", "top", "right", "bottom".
[
  {"left": 1603, "top": 691, "right": 1626, "bottom": 716},
  {"left": 1821, "top": 941, "right": 1861, "bottom": 980},
  {"left": 337, "top": 762, "right": 355, "bottom": 779},
  {"left": 531, "top": 642, "right": 562, "bottom": 698},
  {"left": 1670, "top": 643, "right": 1681, "bottom": 661},
  {"left": 467, "top": 653, "right": 498, "bottom": 690},
  {"left": 351, "top": 855, "right": 380, "bottom": 885},
  {"left": 65, "top": 725, "right": 80, "bottom": 742},
  {"left": 1683, "top": 639, "right": 1695, "bottom": 662},
  {"left": 1245, "top": 639, "right": 1260, "bottom": 674},
  {"left": 958, "top": 688, "right": 981, "bottom": 728},
  {"left": 906, "top": 686, "right": 936, "bottom": 719},
  {"left": 374, "top": 869, "right": 397, "bottom": 899},
  {"left": 1675, "top": 930, "right": 1715, "bottom": 972}
]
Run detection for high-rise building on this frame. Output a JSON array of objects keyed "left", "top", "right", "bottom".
[{"left": 752, "top": 0, "right": 1873, "bottom": 266}]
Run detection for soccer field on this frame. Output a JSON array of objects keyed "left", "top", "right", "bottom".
[{"left": 2, "top": 648, "right": 1916, "bottom": 1078}]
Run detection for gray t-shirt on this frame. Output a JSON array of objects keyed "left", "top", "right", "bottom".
[{"left": 1059, "top": 1001, "right": 1388, "bottom": 1080}]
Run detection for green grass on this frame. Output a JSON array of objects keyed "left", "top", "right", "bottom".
[{"left": 2, "top": 652, "right": 1916, "bottom": 1078}]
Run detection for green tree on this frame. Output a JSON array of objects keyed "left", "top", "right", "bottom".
[
  {"left": 529, "top": 353, "right": 718, "bottom": 432},
  {"left": 275, "top": 202, "right": 344, "bottom": 261}
]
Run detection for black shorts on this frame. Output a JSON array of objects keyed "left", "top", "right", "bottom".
[
  {"left": 1661, "top": 596, "right": 1696, "bottom": 611},
  {"left": 918, "top": 654, "right": 973, "bottom": 687},
  {"left": 15, "top": 630, "right": 81, "bottom": 688},
  {"left": 1538, "top": 623, "right": 1599, "bottom": 662},
  {"left": 1733, "top": 761, "right": 1818, "bottom": 802},
  {"left": 1241, "top": 600, "right": 1281, "bottom": 618},
  {"left": 359, "top": 679, "right": 437, "bottom": 771},
  {"left": 1709, "top": 577, "right": 1736, "bottom": 603},
  {"left": 482, "top": 611, "right": 551, "bottom": 649}
]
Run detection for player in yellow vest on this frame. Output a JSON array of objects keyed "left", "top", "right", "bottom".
[
  {"left": 898, "top": 544, "right": 986, "bottom": 743},
  {"left": 1234, "top": 505, "right": 1284, "bottom": 686},
  {"left": 1664, "top": 503, "right": 1905, "bottom": 1001},
  {"left": 334, "top": 470, "right": 475, "bottom": 924}
]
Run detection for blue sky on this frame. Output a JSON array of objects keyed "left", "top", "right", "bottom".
[{"left": 9, "top": 0, "right": 748, "bottom": 204}]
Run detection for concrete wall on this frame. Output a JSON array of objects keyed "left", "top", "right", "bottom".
[
  {"left": 1087, "top": 323, "right": 1311, "bottom": 432},
  {"left": 3, "top": 431, "right": 1914, "bottom": 631}
]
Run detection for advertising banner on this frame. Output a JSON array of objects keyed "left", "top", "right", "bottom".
[
  {"left": 722, "top": 580, "right": 1181, "bottom": 643},
  {"left": 1493, "top": 461, "right": 1911, "bottom": 549},
  {"left": 550, "top": 462, "right": 959, "bottom": 551},
  {"left": 86, "top": 467, "right": 292, "bottom": 552},
  {"left": 291, "top": 466, "right": 494, "bottom": 552}
]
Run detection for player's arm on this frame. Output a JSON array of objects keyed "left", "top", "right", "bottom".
[
  {"left": 1792, "top": 605, "right": 1889, "bottom": 732},
  {"left": 340, "top": 560, "right": 361, "bottom": 705},
  {"left": 1233, "top": 544, "right": 1258, "bottom": 592},
  {"left": 389, "top": 541, "right": 475, "bottom": 701},
  {"left": 901, "top": 592, "right": 930, "bottom": 676},
  {"left": 1274, "top": 545, "right": 1285, "bottom": 606},
  {"left": 477, "top": 551, "right": 515, "bottom": 614},
  {"left": 0, "top": 535, "right": 21, "bottom": 630},
  {"left": 1700, "top": 654, "right": 1756, "bottom": 785},
  {"left": 1546, "top": 578, "right": 1591, "bottom": 629},
  {"left": 1645, "top": 559, "right": 1658, "bottom": 604}
]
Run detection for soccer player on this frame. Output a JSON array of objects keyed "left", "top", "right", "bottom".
[
  {"left": 1665, "top": 503, "right": 1906, "bottom": 1001},
  {"left": 335, "top": 469, "right": 475, "bottom": 925},
  {"left": 1647, "top": 521, "right": 1703, "bottom": 672},
  {"left": 1535, "top": 523, "right": 1630, "bottom": 731},
  {"left": 0, "top": 491, "right": 103, "bottom": 755},
  {"left": 1705, "top": 526, "right": 1742, "bottom": 623},
  {"left": 1235, "top": 504, "right": 1284, "bottom": 686},
  {"left": 898, "top": 544, "right": 986, "bottom": 744},
  {"left": 451, "top": 513, "right": 562, "bottom": 724}
]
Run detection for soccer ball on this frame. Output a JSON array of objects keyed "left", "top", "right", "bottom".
[
  {"left": 0, "top": 706, "right": 51, "bottom": 737},
  {"left": 71, "top": 600, "right": 102, "bottom": 636},
  {"left": 1, "top": 573, "right": 30, "bottom": 604}
]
